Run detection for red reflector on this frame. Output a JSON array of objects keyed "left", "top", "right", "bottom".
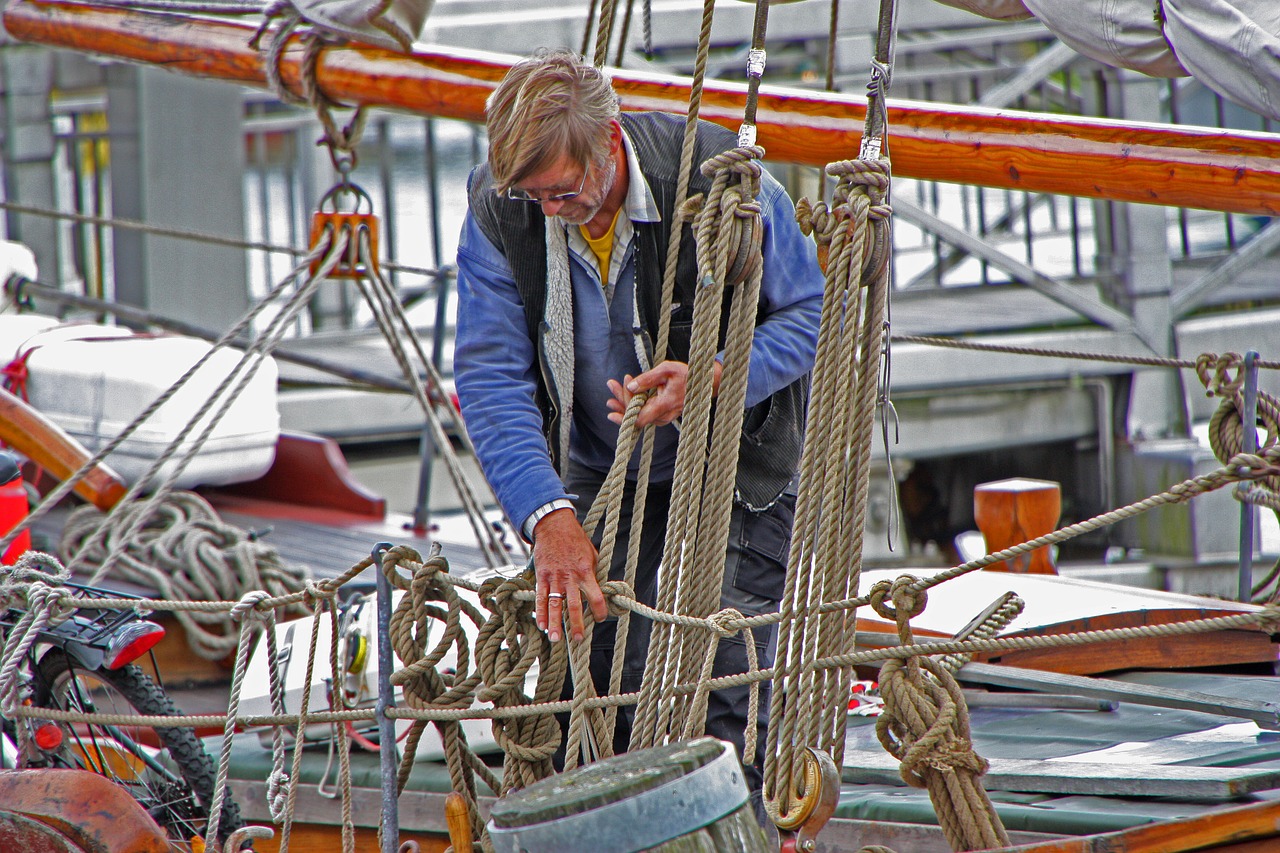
[
  {"left": 33, "top": 723, "right": 63, "bottom": 751},
  {"left": 104, "top": 622, "right": 166, "bottom": 670}
]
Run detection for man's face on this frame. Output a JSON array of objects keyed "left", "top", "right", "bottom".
[{"left": 513, "top": 151, "right": 618, "bottom": 225}]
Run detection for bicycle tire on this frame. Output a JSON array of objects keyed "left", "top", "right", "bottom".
[{"left": 30, "top": 648, "right": 250, "bottom": 851}]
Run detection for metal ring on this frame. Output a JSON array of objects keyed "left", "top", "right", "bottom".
[{"left": 547, "top": 592, "right": 565, "bottom": 602}]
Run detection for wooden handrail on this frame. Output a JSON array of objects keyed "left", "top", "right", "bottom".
[
  {"left": 0, "top": 386, "right": 127, "bottom": 511},
  {"left": 6, "top": 0, "right": 1280, "bottom": 215}
]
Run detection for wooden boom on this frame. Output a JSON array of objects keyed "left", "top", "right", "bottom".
[
  {"left": 6, "top": 0, "right": 1280, "bottom": 216},
  {"left": 0, "top": 386, "right": 127, "bottom": 511}
]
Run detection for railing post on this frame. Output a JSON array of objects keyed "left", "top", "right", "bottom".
[
  {"left": 1237, "top": 350, "right": 1260, "bottom": 602},
  {"left": 372, "top": 541, "right": 400, "bottom": 853}
]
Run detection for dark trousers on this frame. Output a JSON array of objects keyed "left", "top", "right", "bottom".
[{"left": 556, "top": 461, "right": 795, "bottom": 802}]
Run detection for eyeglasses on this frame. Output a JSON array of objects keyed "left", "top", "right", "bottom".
[{"left": 506, "top": 165, "right": 589, "bottom": 204}]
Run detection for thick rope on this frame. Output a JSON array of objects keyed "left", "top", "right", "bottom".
[
  {"left": 622, "top": 0, "right": 718, "bottom": 756},
  {"left": 638, "top": 146, "right": 766, "bottom": 747},
  {"left": 872, "top": 577, "right": 1009, "bottom": 851},
  {"left": 475, "top": 571, "right": 567, "bottom": 794}
]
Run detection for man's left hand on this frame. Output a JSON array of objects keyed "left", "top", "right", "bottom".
[{"left": 606, "top": 360, "right": 722, "bottom": 429}]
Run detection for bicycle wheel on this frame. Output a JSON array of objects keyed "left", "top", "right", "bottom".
[{"left": 29, "top": 649, "right": 249, "bottom": 851}]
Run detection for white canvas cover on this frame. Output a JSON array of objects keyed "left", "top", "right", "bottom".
[
  {"left": 928, "top": 0, "right": 1033, "bottom": 21},
  {"left": 1019, "top": 0, "right": 1187, "bottom": 77},
  {"left": 1163, "top": 0, "right": 1280, "bottom": 121},
  {"left": 291, "top": 0, "right": 433, "bottom": 52}
]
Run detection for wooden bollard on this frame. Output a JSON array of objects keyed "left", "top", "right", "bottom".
[
  {"left": 486, "top": 738, "right": 768, "bottom": 852},
  {"left": 973, "top": 478, "right": 1061, "bottom": 574}
]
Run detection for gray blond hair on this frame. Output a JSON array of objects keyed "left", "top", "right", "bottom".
[{"left": 485, "top": 50, "right": 620, "bottom": 192}]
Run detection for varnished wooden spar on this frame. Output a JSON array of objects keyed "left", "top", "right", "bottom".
[
  {"left": 0, "top": 386, "right": 127, "bottom": 511},
  {"left": 7, "top": 0, "right": 1280, "bottom": 216}
]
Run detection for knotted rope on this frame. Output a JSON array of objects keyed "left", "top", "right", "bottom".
[
  {"left": 0, "top": 555, "right": 73, "bottom": 722},
  {"left": 1197, "top": 352, "right": 1280, "bottom": 602},
  {"left": 382, "top": 545, "right": 496, "bottom": 842},
  {"left": 60, "top": 490, "right": 311, "bottom": 660},
  {"left": 476, "top": 570, "right": 568, "bottom": 793},
  {"left": 871, "top": 577, "right": 1009, "bottom": 852},
  {"left": 765, "top": 155, "right": 892, "bottom": 823}
]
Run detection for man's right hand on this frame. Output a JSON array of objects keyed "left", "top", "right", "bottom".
[{"left": 532, "top": 508, "right": 608, "bottom": 642}]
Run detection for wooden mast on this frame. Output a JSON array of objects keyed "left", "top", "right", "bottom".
[{"left": 6, "top": 0, "right": 1280, "bottom": 216}]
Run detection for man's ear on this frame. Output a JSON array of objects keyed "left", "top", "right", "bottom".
[{"left": 609, "top": 119, "right": 623, "bottom": 152}]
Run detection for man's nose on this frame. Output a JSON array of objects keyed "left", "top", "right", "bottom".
[{"left": 540, "top": 198, "right": 566, "bottom": 216}]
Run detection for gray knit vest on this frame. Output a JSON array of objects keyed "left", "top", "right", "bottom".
[{"left": 467, "top": 111, "right": 807, "bottom": 508}]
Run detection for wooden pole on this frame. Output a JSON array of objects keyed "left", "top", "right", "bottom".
[{"left": 7, "top": 0, "right": 1280, "bottom": 215}]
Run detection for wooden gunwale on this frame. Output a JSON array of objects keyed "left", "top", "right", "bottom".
[{"left": 7, "top": 0, "right": 1280, "bottom": 216}]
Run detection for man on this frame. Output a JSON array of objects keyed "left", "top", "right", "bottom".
[{"left": 453, "top": 49, "right": 824, "bottom": 801}]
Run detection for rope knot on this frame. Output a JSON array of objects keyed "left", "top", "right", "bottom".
[
  {"left": 869, "top": 575, "right": 927, "bottom": 623},
  {"left": 794, "top": 196, "right": 832, "bottom": 240},
  {"left": 600, "top": 579, "right": 635, "bottom": 618},
  {"left": 707, "top": 607, "right": 744, "bottom": 638},
  {"left": 230, "top": 590, "right": 271, "bottom": 622},
  {"left": 1197, "top": 351, "right": 1245, "bottom": 397},
  {"left": 302, "top": 578, "right": 331, "bottom": 610},
  {"left": 699, "top": 145, "right": 764, "bottom": 179},
  {"left": 266, "top": 767, "right": 291, "bottom": 820}
]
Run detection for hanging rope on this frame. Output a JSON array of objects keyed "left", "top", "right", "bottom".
[
  {"left": 628, "top": 0, "right": 774, "bottom": 756},
  {"left": 475, "top": 570, "right": 568, "bottom": 793},
  {"left": 764, "top": 153, "right": 892, "bottom": 822},
  {"left": 764, "top": 0, "right": 897, "bottom": 823},
  {"left": 635, "top": 146, "right": 767, "bottom": 748}
]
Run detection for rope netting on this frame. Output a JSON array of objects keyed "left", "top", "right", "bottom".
[{"left": 5, "top": 433, "right": 1280, "bottom": 850}]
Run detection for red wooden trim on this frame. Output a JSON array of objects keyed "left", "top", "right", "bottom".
[
  {"left": 6, "top": 0, "right": 1280, "bottom": 215},
  {"left": 209, "top": 430, "right": 386, "bottom": 519}
]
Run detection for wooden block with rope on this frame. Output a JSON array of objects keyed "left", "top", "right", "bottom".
[{"left": 974, "top": 477, "right": 1061, "bottom": 574}]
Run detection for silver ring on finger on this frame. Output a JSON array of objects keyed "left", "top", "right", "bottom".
[{"left": 547, "top": 592, "right": 565, "bottom": 602}]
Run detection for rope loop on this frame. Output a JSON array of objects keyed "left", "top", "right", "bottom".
[
  {"left": 475, "top": 568, "right": 566, "bottom": 793},
  {"left": 868, "top": 575, "right": 927, "bottom": 625},
  {"left": 599, "top": 579, "right": 636, "bottom": 618},
  {"left": 230, "top": 589, "right": 272, "bottom": 623},
  {"left": 1196, "top": 351, "right": 1246, "bottom": 397},
  {"left": 698, "top": 145, "right": 765, "bottom": 180}
]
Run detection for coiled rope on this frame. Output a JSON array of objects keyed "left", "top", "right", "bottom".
[{"left": 60, "top": 491, "right": 311, "bottom": 659}]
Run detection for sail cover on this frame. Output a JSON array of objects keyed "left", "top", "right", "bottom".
[
  {"left": 933, "top": 0, "right": 1280, "bottom": 120},
  {"left": 291, "top": 0, "right": 433, "bottom": 52},
  {"left": 1019, "top": 0, "right": 1185, "bottom": 77},
  {"left": 1163, "top": 0, "right": 1280, "bottom": 121},
  {"left": 929, "top": 0, "right": 1032, "bottom": 21}
]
